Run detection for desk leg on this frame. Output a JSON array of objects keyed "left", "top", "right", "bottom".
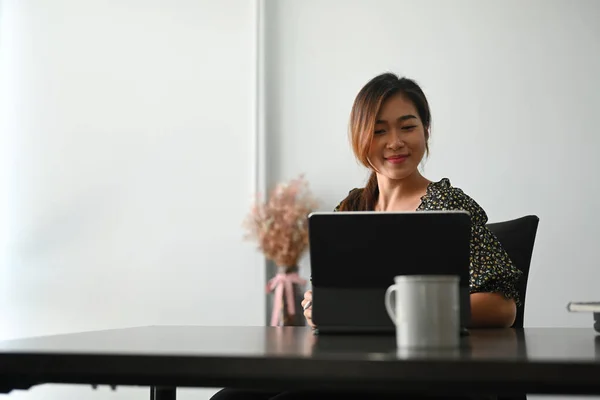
[{"left": 150, "top": 386, "right": 176, "bottom": 400}]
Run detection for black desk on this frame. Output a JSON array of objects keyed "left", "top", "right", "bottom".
[{"left": 0, "top": 326, "right": 599, "bottom": 399}]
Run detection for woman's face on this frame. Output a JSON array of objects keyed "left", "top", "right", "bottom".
[{"left": 367, "top": 93, "right": 427, "bottom": 180}]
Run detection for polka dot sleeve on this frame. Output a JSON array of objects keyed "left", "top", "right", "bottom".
[{"left": 417, "top": 179, "right": 522, "bottom": 305}]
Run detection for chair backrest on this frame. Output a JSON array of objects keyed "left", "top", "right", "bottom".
[{"left": 486, "top": 215, "right": 540, "bottom": 328}]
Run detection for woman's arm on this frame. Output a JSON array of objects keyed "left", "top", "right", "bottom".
[
  {"left": 469, "top": 292, "right": 516, "bottom": 328},
  {"left": 418, "top": 182, "right": 523, "bottom": 328}
]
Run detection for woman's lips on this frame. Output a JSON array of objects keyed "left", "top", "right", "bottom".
[{"left": 386, "top": 155, "right": 409, "bottom": 164}]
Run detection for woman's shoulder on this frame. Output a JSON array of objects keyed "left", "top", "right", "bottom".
[{"left": 420, "top": 178, "right": 488, "bottom": 225}]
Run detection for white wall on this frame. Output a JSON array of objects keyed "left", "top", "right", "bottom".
[
  {"left": 0, "top": 0, "right": 264, "bottom": 399},
  {"left": 3, "top": 0, "right": 600, "bottom": 398},
  {"left": 266, "top": 0, "right": 600, "bottom": 398}
]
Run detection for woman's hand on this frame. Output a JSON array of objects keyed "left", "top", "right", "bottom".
[
  {"left": 301, "top": 290, "right": 316, "bottom": 329},
  {"left": 469, "top": 292, "right": 517, "bottom": 328}
]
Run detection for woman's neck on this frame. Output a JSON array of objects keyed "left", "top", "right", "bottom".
[{"left": 375, "top": 171, "right": 431, "bottom": 212}]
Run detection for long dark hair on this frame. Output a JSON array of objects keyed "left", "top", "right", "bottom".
[{"left": 338, "top": 73, "right": 432, "bottom": 211}]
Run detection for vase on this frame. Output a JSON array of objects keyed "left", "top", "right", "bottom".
[{"left": 266, "top": 265, "right": 307, "bottom": 327}]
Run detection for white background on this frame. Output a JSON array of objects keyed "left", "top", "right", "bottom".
[
  {"left": 0, "top": 0, "right": 263, "bottom": 399},
  {"left": 2, "top": 0, "right": 600, "bottom": 399}
]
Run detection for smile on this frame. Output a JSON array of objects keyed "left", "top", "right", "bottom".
[{"left": 385, "top": 155, "right": 409, "bottom": 164}]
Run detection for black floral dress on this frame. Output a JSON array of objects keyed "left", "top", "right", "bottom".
[{"left": 334, "top": 178, "right": 522, "bottom": 305}]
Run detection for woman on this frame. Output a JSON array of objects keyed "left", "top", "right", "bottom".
[
  {"left": 303, "top": 72, "right": 521, "bottom": 330},
  {"left": 211, "top": 73, "right": 521, "bottom": 400}
]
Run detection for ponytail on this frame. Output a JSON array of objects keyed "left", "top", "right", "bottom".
[
  {"left": 360, "top": 171, "right": 379, "bottom": 211},
  {"left": 337, "top": 171, "right": 379, "bottom": 211}
]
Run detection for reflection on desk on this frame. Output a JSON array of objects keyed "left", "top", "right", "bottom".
[{"left": 310, "top": 327, "right": 599, "bottom": 363}]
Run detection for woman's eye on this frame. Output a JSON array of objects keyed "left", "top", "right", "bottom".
[
  {"left": 402, "top": 125, "right": 417, "bottom": 131},
  {"left": 374, "top": 129, "right": 386, "bottom": 135}
]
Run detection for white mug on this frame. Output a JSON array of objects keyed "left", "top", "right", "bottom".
[{"left": 384, "top": 275, "right": 460, "bottom": 348}]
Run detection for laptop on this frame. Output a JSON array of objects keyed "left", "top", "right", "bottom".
[{"left": 307, "top": 210, "right": 472, "bottom": 334}]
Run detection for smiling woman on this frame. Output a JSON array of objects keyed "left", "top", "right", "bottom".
[
  {"left": 341, "top": 74, "right": 432, "bottom": 213},
  {"left": 304, "top": 73, "right": 522, "bottom": 331}
]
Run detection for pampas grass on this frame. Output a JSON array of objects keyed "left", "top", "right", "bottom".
[{"left": 243, "top": 175, "right": 318, "bottom": 267}]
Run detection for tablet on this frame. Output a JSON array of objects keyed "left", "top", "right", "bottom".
[{"left": 308, "top": 211, "right": 472, "bottom": 334}]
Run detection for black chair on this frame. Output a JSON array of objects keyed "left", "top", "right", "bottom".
[
  {"left": 486, "top": 215, "right": 540, "bottom": 329},
  {"left": 486, "top": 217, "right": 539, "bottom": 400}
]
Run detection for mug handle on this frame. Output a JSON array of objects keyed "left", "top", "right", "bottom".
[{"left": 384, "top": 284, "right": 397, "bottom": 325}]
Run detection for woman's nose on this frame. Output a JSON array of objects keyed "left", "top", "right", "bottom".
[{"left": 387, "top": 131, "right": 404, "bottom": 149}]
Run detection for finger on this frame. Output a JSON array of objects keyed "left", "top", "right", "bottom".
[
  {"left": 302, "top": 300, "right": 312, "bottom": 311},
  {"left": 301, "top": 292, "right": 311, "bottom": 307},
  {"left": 304, "top": 308, "right": 312, "bottom": 321},
  {"left": 304, "top": 309, "right": 316, "bottom": 329}
]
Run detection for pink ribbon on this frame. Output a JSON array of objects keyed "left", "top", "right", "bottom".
[{"left": 266, "top": 272, "right": 307, "bottom": 326}]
